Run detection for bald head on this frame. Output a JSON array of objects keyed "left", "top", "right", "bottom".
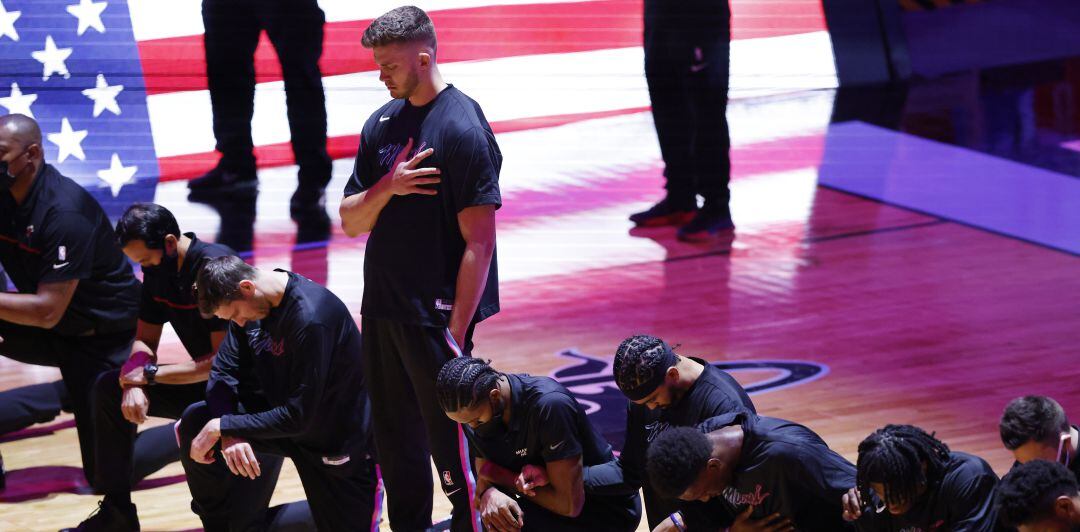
[{"left": 0, "top": 114, "right": 43, "bottom": 148}]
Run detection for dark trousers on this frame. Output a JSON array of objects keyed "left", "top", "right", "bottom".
[
  {"left": 91, "top": 369, "right": 207, "bottom": 495},
  {"left": 644, "top": 24, "right": 732, "bottom": 215},
  {"left": 361, "top": 317, "right": 480, "bottom": 532},
  {"left": 201, "top": 0, "right": 331, "bottom": 190},
  {"left": 178, "top": 401, "right": 379, "bottom": 531},
  {"left": 498, "top": 488, "right": 641, "bottom": 532},
  {"left": 0, "top": 321, "right": 132, "bottom": 486}
]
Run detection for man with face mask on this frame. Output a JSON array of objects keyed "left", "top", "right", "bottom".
[
  {"left": 339, "top": 6, "right": 502, "bottom": 531},
  {"left": 584, "top": 335, "right": 756, "bottom": 531},
  {"left": 436, "top": 356, "right": 641, "bottom": 532},
  {"left": 0, "top": 114, "right": 140, "bottom": 491},
  {"left": 1000, "top": 396, "right": 1080, "bottom": 481},
  {"left": 63, "top": 203, "right": 250, "bottom": 530}
]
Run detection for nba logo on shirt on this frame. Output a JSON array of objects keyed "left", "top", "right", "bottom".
[
  {"left": 269, "top": 338, "right": 285, "bottom": 357},
  {"left": 442, "top": 470, "right": 454, "bottom": 487},
  {"left": 58, "top": 245, "right": 66, "bottom": 261},
  {"left": 25, "top": 225, "right": 33, "bottom": 238}
]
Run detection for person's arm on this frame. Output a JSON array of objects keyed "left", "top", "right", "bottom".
[
  {"left": 447, "top": 204, "right": 496, "bottom": 347},
  {"left": 205, "top": 324, "right": 245, "bottom": 418},
  {"left": 217, "top": 325, "right": 332, "bottom": 439},
  {"left": 0, "top": 279, "right": 78, "bottom": 328},
  {"left": 946, "top": 462, "right": 1001, "bottom": 532},
  {"left": 154, "top": 329, "right": 225, "bottom": 384},
  {"left": 520, "top": 456, "right": 586, "bottom": 517},
  {"left": 339, "top": 137, "right": 441, "bottom": 237},
  {"left": 475, "top": 456, "right": 525, "bottom": 531},
  {"left": 583, "top": 403, "right": 644, "bottom": 495}
]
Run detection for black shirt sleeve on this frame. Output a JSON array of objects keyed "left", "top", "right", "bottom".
[
  {"left": 219, "top": 324, "right": 333, "bottom": 439},
  {"left": 206, "top": 324, "right": 244, "bottom": 418},
  {"left": 537, "top": 393, "right": 584, "bottom": 463},
  {"left": 36, "top": 211, "right": 94, "bottom": 284},
  {"left": 444, "top": 127, "right": 502, "bottom": 213},
  {"left": 944, "top": 463, "right": 1000, "bottom": 532},
  {"left": 138, "top": 277, "right": 168, "bottom": 325},
  {"left": 344, "top": 128, "right": 375, "bottom": 198},
  {"left": 584, "top": 403, "right": 639, "bottom": 495}
]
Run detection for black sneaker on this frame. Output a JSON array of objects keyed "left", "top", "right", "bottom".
[
  {"left": 63, "top": 499, "right": 140, "bottom": 532},
  {"left": 629, "top": 199, "right": 696, "bottom": 228},
  {"left": 676, "top": 209, "right": 735, "bottom": 242},
  {"left": 187, "top": 165, "right": 257, "bottom": 197},
  {"left": 290, "top": 188, "right": 331, "bottom": 244}
]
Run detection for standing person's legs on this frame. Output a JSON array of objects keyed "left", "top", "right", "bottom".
[
  {"left": 201, "top": 0, "right": 261, "bottom": 178},
  {"left": 395, "top": 323, "right": 481, "bottom": 532},
  {"left": 290, "top": 447, "right": 380, "bottom": 532},
  {"left": 56, "top": 330, "right": 132, "bottom": 486},
  {"left": 362, "top": 317, "right": 435, "bottom": 531},
  {"left": 265, "top": 0, "right": 332, "bottom": 196},
  {"left": 177, "top": 401, "right": 285, "bottom": 531},
  {"left": 644, "top": 31, "right": 697, "bottom": 212},
  {"left": 688, "top": 37, "right": 732, "bottom": 219}
]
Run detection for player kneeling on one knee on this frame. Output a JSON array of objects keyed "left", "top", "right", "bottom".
[{"left": 435, "top": 357, "right": 641, "bottom": 532}]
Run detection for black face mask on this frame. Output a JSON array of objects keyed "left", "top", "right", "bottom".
[
  {"left": 0, "top": 148, "right": 31, "bottom": 193},
  {"left": 474, "top": 395, "right": 507, "bottom": 438},
  {"left": 143, "top": 248, "right": 178, "bottom": 276}
]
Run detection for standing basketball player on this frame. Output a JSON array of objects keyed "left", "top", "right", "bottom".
[{"left": 339, "top": 6, "right": 501, "bottom": 531}]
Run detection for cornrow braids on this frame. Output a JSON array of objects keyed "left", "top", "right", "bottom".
[
  {"left": 856, "top": 424, "right": 951, "bottom": 509},
  {"left": 436, "top": 357, "right": 503, "bottom": 413},
  {"left": 613, "top": 334, "right": 678, "bottom": 398}
]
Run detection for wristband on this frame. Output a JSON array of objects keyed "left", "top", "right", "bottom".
[{"left": 670, "top": 511, "right": 687, "bottom": 532}]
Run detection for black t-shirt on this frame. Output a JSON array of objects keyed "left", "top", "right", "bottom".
[
  {"left": 210, "top": 271, "right": 370, "bottom": 455},
  {"left": 139, "top": 233, "right": 230, "bottom": 360},
  {"left": 0, "top": 164, "right": 139, "bottom": 336},
  {"left": 343, "top": 85, "right": 501, "bottom": 328},
  {"left": 691, "top": 412, "right": 857, "bottom": 531},
  {"left": 855, "top": 452, "right": 1000, "bottom": 532},
  {"left": 466, "top": 374, "right": 637, "bottom": 517},
  {"left": 584, "top": 359, "right": 756, "bottom": 527}
]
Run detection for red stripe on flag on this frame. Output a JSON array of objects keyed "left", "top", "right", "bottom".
[
  {"left": 155, "top": 106, "right": 651, "bottom": 182},
  {"left": 137, "top": 0, "right": 826, "bottom": 96}
]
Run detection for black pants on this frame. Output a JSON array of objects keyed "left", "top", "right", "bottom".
[
  {"left": 91, "top": 369, "right": 207, "bottom": 495},
  {"left": 644, "top": 23, "right": 731, "bottom": 215},
  {"left": 0, "top": 321, "right": 132, "bottom": 486},
  {"left": 362, "top": 317, "right": 480, "bottom": 532},
  {"left": 201, "top": 0, "right": 331, "bottom": 190},
  {"left": 178, "top": 401, "right": 379, "bottom": 531},
  {"left": 498, "top": 488, "right": 641, "bottom": 532}
]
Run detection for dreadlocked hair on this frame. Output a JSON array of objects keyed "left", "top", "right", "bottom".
[
  {"left": 436, "top": 357, "right": 504, "bottom": 413},
  {"left": 856, "top": 424, "right": 951, "bottom": 509},
  {"left": 613, "top": 334, "right": 677, "bottom": 394}
]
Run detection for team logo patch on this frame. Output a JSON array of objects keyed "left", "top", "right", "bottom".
[
  {"left": 724, "top": 484, "right": 772, "bottom": 506},
  {"left": 58, "top": 245, "right": 66, "bottom": 261},
  {"left": 442, "top": 470, "right": 454, "bottom": 486},
  {"left": 548, "top": 349, "right": 829, "bottom": 451}
]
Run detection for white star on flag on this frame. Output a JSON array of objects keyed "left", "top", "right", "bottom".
[
  {"left": 65, "top": 0, "right": 107, "bottom": 36},
  {"left": 97, "top": 153, "right": 136, "bottom": 196},
  {"left": 0, "top": 0, "right": 19, "bottom": 42},
  {"left": 47, "top": 118, "right": 88, "bottom": 163},
  {"left": 32, "top": 36, "right": 73, "bottom": 81},
  {"left": 82, "top": 74, "right": 123, "bottom": 117},
  {"left": 0, "top": 82, "right": 37, "bottom": 117}
]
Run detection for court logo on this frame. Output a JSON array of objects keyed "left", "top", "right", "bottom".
[{"left": 548, "top": 349, "right": 829, "bottom": 451}]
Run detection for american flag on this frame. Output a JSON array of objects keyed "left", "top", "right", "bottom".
[{"left": 0, "top": 0, "right": 837, "bottom": 219}]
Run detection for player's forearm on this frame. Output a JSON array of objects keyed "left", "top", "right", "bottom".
[
  {"left": 524, "top": 483, "right": 585, "bottom": 518},
  {"left": 0, "top": 291, "right": 60, "bottom": 328},
  {"left": 340, "top": 176, "right": 394, "bottom": 236},
  {"left": 478, "top": 460, "right": 519, "bottom": 489},
  {"left": 155, "top": 357, "right": 213, "bottom": 385},
  {"left": 448, "top": 239, "right": 494, "bottom": 337}
]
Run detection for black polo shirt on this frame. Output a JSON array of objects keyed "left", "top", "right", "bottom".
[
  {"left": 854, "top": 452, "right": 1000, "bottom": 532},
  {"left": 691, "top": 412, "right": 857, "bottom": 531},
  {"left": 585, "top": 358, "right": 756, "bottom": 527},
  {"left": 343, "top": 85, "right": 501, "bottom": 328},
  {"left": 466, "top": 374, "right": 637, "bottom": 519},
  {"left": 0, "top": 164, "right": 139, "bottom": 336},
  {"left": 139, "top": 233, "right": 230, "bottom": 360},
  {"left": 210, "top": 271, "right": 371, "bottom": 455}
]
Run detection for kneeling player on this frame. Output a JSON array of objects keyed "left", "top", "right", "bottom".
[
  {"left": 646, "top": 412, "right": 856, "bottom": 531},
  {"left": 997, "top": 460, "right": 1080, "bottom": 531},
  {"left": 436, "top": 357, "right": 641, "bottom": 531},
  {"left": 841, "top": 424, "right": 1001, "bottom": 531}
]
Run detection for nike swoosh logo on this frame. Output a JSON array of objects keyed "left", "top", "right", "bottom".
[
  {"left": 52, "top": 262, "right": 69, "bottom": 269},
  {"left": 690, "top": 62, "right": 709, "bottom": 73},
  {"left": 549, "top": 440, "right": 565, "bottom": 451},
  {"left": 445, "top": 487, "right": 463, "bottom": 497},
  {"left": 379, "top": 116, "right": 390, "bottom": 122}
]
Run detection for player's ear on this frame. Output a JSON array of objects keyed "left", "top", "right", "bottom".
[
  {"left": 1055, "top": 494, "right": 1077, "bottom": 518},
  {"left": 163, "top": 234, "right": 179, "bottom": 254},
  {"left": 666, "top": 365, "right": 680, "bottom": 383}
]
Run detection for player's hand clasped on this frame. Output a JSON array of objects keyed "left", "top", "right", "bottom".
[
  {"left": 477, "top": 487, "right": 524, "bottom": 532},
  {"left": 120, "top": 387, "right": 149, "bottom": 424},
  {"left": 730, "top": 506, "right": 795, "bottom": 532},
  {"left": 841, "top": 487, "right": 863, "bottom": 521},
  {"left": 221, "top": 436, "right": 261, "bottom": 479},
  {"left": 387, "top": 138, "right": 440, "bottom": 197},
  {"left": 515, "top": 463, "right": 549, "bottom": 496}
]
